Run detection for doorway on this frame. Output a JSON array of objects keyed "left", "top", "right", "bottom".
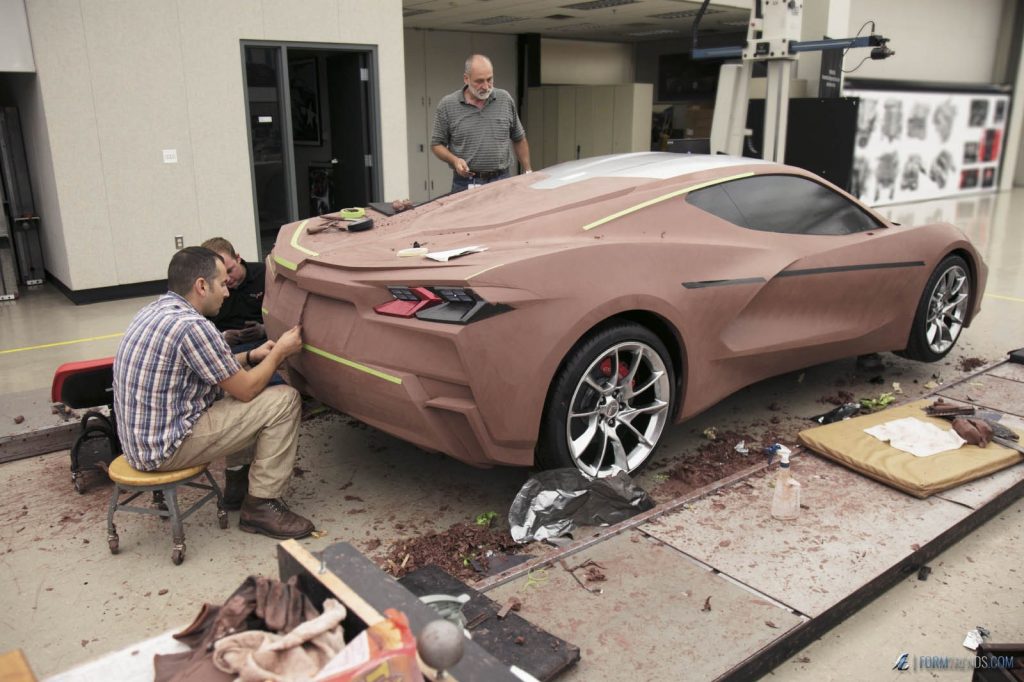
[{"left": 242, "top": 43, "right": 380, "bottom": 256}]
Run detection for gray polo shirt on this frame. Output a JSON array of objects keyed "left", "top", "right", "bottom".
[{"left": 431, "top": 87, "right": 525, "bottom": 173}]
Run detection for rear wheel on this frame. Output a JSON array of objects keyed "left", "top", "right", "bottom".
[
  {"left": 903, "top": 255, "right": 971, "bottom": 362},
  {"left": 537, "top": 323, "right": 675, "bottom": 477}
]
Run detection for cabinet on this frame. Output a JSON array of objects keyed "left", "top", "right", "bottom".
[{"left": 525, "top": 83, "right": 653, "bottom": 170}]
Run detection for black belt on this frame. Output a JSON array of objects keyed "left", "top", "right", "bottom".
[{"left": 469, "top": 168, "right": 507, "bottom": 180}]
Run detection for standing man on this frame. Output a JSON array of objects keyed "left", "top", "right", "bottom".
[
  {"left": 200, "top": 237, "right": 265, "bottom": 349},
  {"left": 431, "top": 54, "right": 532, "bottom": 194},
  {"left": 113, "top": 246, "right": 314, "bottom": 539}
]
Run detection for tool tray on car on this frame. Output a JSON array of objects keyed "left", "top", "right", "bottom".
[{"left": 51, "top": 357, "right": 121, "bottom": 493}]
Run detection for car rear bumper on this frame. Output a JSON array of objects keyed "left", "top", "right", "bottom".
[{"left": 264, "top": 272, "right": 535, "bottom": 468}]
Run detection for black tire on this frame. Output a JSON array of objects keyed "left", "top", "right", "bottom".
[
  {"left": 172, "top": 547, "right": 185, "bottom": 565},
  {"left": 536, "top": 322, "right": 675, "bottom": 477},
  {"left": 903, "top": 255, "right": 971, "bottom": 362}
]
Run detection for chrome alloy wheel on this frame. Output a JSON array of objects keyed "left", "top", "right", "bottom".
[
  {"left": 565, "top": 341, "right": 671, "bottom": 477},
  {"left": 925, "top": 264, "right": 969, "bottom": 355}
]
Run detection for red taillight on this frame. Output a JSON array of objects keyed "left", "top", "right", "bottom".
[{"left": 373, "top": 286, "right": 442, "bottom": 318}]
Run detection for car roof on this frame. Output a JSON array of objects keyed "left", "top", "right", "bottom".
[{"left": 530, "top": 152, "right": 775, "bottom": 190}]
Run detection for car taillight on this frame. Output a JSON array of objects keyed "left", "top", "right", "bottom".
[
  {"left": 373, "top": 286, "right": 441, "bottom": 317},
  {"left": 375, "top": 286, "right": 512, "bottom": 324}
]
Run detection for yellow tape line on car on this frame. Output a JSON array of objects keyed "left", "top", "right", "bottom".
[
  {"left": 274, "top": 254, "right": 298, "bottom": 271},
  {"left": 581, "top": 172, "right": 755, "bottom": 231},
  {"left": 290, "top": 220, "right": 319, "bottom": 256},
  {"left": 303, "top": 344, "right": 403, "bottom": 385}
]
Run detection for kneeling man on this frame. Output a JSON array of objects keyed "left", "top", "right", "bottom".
[{"left": 113, "top": 246, "right": 313, "bottom": 538}]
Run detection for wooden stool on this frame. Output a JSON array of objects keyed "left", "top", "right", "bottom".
[{"left": 106, "top": 455, "right": 228, "bottom": 565}]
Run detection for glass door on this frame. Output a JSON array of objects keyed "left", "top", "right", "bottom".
[{"left": 243, "top": 46, "right": 294, "bottom": 256}]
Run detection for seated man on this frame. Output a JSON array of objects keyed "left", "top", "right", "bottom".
[
  {"left": 200, "top": 237, "right": 266, "bottom": 349},
  {"left": 112, "top": 246, "right": 314, "bottom": 539}
]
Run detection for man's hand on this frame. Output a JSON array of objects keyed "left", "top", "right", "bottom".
[
  {"left": 274, "top": 325, "right": 304, "bottom": 359},
  {"left": 223, "top": 328, "right": 244, "bottom": 345},
  {"left": 237, "top": 320, "right": 265, "bottom": 343},
  {"left": 248, "top": 338, "right": 275, "bottom": 365},
  {"left": 452, "top": 157, "right": 472, "bottom": 178}
]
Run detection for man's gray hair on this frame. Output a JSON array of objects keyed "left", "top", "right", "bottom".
[{"left": 464, "top": 54, "right": 492, "bottom": 75}]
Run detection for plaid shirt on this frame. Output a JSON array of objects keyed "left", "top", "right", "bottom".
[{"left": 113, "top": 292, "right": 241, "bottom": 470}]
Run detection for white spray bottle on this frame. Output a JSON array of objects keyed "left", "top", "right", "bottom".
[{"left": 770, "top": 446, "right": 801, "bottom": 521}]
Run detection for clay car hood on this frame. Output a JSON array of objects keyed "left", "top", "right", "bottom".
[{"left": 272, "top": 153, "right": 775, "bottom": 273}]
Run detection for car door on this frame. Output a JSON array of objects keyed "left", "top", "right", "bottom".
[{"left": 687, "top": 173, "right": 923, "bottom": 368}]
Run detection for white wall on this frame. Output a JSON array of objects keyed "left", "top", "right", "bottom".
[
  {"left": 845, "top": 0, "right": 1011, "bottom": 82},
  {"left": 541, "top": 39, "right": 634, "bottom": 85},
  {"left": 22, "top": 0, "right": 407, "bottom": 291},
  {"left": 0, "top": 0, "right": 34, "bottom": 72}
]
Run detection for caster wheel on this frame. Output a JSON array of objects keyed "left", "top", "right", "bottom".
[
  {"left": 108, "top": 538, "right": 119, "bottom": 554},
  {"left": 73, "top": 477, "right": 85, "bottom": 494},
  {"left": 171, "top": 547, "right": 185, "bottom": 565},
  {"left": 218, "top": 513, "right": 229, "bottom": 530}
]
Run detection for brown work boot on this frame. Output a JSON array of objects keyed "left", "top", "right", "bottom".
[
  {"left": 223, "top": 465, "right": 250, "bottom": 511},
  {"left": 239, "top": 495, "right": 314, "bottom": 539}
]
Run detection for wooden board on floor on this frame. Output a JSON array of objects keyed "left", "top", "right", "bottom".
[
  {"left": 277, "top": 540, "right": 521, "bottom": 682},
  {"left": 400, "top": 565, "right": 580, "bottom": 680}
]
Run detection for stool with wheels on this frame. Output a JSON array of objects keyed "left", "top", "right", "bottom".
[{"left": 106, "top": 455, "right": 228, "bottom": 565}]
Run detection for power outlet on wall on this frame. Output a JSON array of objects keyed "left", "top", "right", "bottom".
[{"left": 174, "top": 235, "right": 184, "bottom": 249}]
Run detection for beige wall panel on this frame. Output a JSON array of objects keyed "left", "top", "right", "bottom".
[
  {"left": 176, "top": 0, "right": 262, "bottom": 260},
  {"left": 541, "top": 86, "right": 559, "bottom": 169},
  {"left": 589, "top": 86, "right": 615, "bottom": 158},
  {"left": 259, "top": 0, "right": 340, "bottom": 43},
  {"left": 23, "top": 0, "right": 115, "bottom": 290},
  {"left": 405, "top": 28, "right": 429, "bottom": 203},
  {"left": 23, "top": 0, "right": 406, "bottom": 288},
  {"left": 525, "top": 87, "right": 544, "bottom": 170},
  {"left": 79, "top": 0, "right": 197, "bottom": 285},
  {"left": 541, "top": 39, "right": 633, "bottom": 85}
]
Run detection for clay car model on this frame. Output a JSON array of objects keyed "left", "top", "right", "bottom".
[{"left": 264, "top": 153, "right": 986, "bottom": 477}]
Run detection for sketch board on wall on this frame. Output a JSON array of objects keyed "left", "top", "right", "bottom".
[{"left": 844, "top": 88, "right": 1009, "bottom": 207}]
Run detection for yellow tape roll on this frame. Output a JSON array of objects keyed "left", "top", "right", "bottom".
[{"left": 339, "top": 207, "right": 365, "bottom": 220}]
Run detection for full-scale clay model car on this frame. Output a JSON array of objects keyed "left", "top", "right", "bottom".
[{"left": 264, "top": 153, "right": 986, "bottom": 477}]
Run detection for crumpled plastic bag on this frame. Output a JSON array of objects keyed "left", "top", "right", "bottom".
[{"left": 508, "top": 468, "right": 655, "bottom": 544}]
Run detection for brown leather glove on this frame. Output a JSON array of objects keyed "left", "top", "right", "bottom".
[{"left": 952, "top": 417, "right": 993, "bottom": 447}]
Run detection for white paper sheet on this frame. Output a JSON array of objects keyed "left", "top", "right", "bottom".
[
  {"left": 425, "top": 245, "right": 487, "bottom": 262},
  {"left": 864, "top": 417, "right": 966, "bottom": 457}
]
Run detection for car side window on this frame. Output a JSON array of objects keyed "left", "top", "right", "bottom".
[{"left": 687, "top": 175, "right": 883, "bottom": 235}]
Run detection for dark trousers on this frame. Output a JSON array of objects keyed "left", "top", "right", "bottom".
[{"left": 451, "top": 170, "right": 510, "bottom": 194}]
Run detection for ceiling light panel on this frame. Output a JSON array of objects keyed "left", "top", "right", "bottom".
[
  {"left": 546, "top": 22, "right": 603, "bottom": 32},
  {"left": 650, "top": 8, "right": 723, "bottom": 19},
  {"left": 562, "top": 0, "right": 638, "bottom": 10},
  {"left": 465, "top": 15, "right": 526, "bottom": 25}
]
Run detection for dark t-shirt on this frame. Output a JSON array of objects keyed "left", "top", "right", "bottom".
[{"left": 209, "top": 260, "right": 265, "bottom": 331}]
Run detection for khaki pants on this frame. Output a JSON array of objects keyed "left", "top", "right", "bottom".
[{"left": 158, "top": 385, "right": 301, "bottom": 499}]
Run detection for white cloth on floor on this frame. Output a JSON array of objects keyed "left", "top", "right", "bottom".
[{"left": 864, "top": 417, "right": 966, "bottom": 457}]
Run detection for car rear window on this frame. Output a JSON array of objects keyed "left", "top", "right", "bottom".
[{"left": 687, "top": 174, "right": 883, "bottom": 235}]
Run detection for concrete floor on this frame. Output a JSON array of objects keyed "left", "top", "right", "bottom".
[{"left": 1, "top": 189, "right": 1023, "bottom": 679}]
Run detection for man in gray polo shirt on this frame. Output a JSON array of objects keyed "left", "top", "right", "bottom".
[{"left": 431, "top": 54, "right": 532, "bottom": 193}]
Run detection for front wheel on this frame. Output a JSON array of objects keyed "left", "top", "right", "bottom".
[
  {"left": 903, "top": 255, "right": 971, "bottom": 362},
  {"left": 537, "top": 323, "right": 675, "bottom": 478}
]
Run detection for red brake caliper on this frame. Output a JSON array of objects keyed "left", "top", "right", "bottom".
[{"left": 599, "top": 357, "right": 635, "bottom": 389}]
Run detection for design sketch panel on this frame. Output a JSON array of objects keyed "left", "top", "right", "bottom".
[{"left": 845, "top": 89, "right": 1009, "bottom": 207}]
